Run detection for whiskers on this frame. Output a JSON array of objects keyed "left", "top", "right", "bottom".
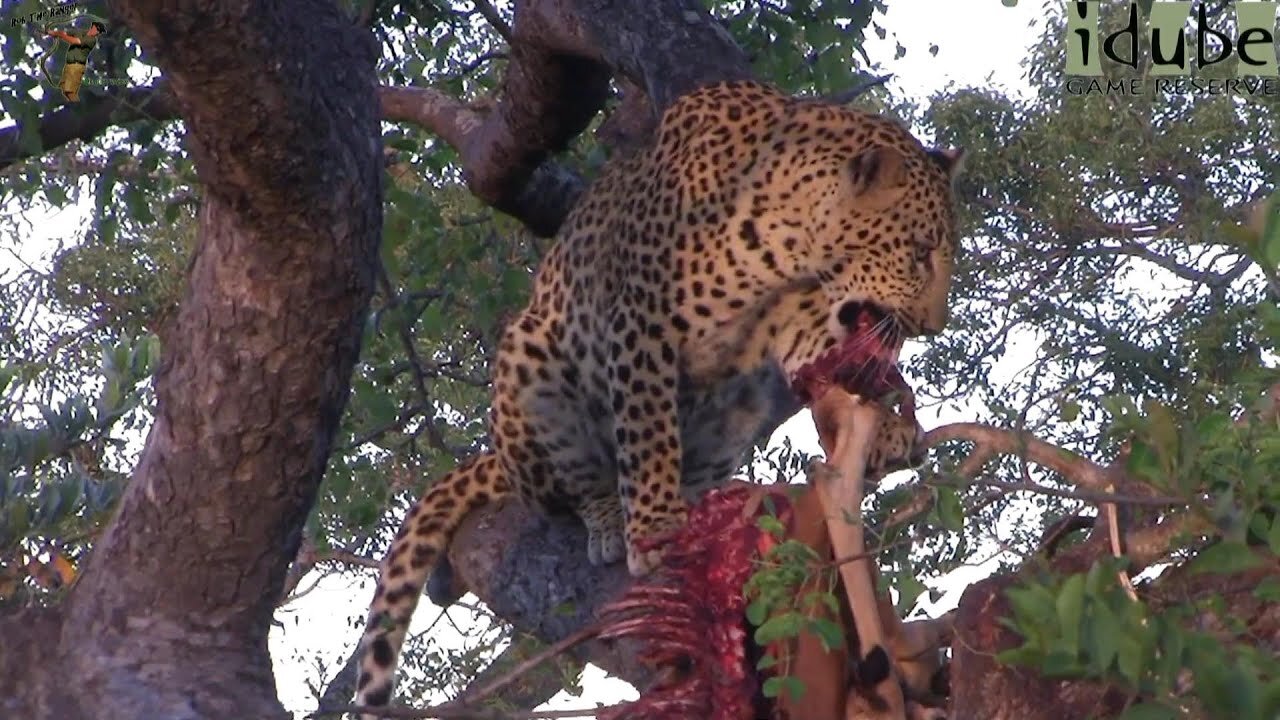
[
  {"left": 849, "top": 312, "right": 903, "bottom": 356},
  {"left": 831, "top": 312, "right": 903, "bottom": 393}
]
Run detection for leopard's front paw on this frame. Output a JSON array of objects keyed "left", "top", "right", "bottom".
[
  {"left": 580, "top": 496, "right": 626, "bottom": 566},
  {"left": 624, "top": 501, "right": 689, "bottom": 576}
]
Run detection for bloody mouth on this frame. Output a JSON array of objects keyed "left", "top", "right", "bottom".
[{"left": 789, "top": 303, "right": 916, "bottom": 422}]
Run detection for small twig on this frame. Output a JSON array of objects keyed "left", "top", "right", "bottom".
[
  {"left": 319, "top": 549, "right": 381, "bottom": 569},
  {"left": 445, "top": 50, "right": 510, "bottom": 80},
  {"left": 825, "top": 73, "right": 892, "bottom": 105},
  {"left": 471, "top": 0, "right": 513, "bottom": 42},
  {"left": 345, "top": 402, "right": 430, "bottom": 450},
  {"left": 933, "top": 475, "right": 1187, "bottom": 508},
  {"left": 375, "top": 264, "right": 471, "bottom": 459},
  {"left": 1104, "top": 483, "right": 1140, "bottom": 602},
  {"left": 459, "top": 624, "right": 602, "bottom": 707},
  {"left": 1038, "top": 514, "right": 1096, "bottom": 557},
  {"left": 280, "top": 536, "right": 317, "bottom": 596}
]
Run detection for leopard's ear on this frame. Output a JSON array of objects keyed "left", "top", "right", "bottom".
[
  {"left": 927, "top": 147, "right": 966, "bottom": 184},
  {"left": 847, "top": 145, "right": 909, "bottom": 211}
]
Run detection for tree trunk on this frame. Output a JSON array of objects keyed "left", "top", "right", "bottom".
[{"left": 0, "top": 1, "right": 383, "bottom": 718}]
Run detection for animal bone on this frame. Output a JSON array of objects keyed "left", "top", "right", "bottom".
[{"left": 809, "top": 389, "right": 908, "bottom": 720}]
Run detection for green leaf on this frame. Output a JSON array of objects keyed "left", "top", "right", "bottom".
[
  {"left": 762, "top": 675, "right": 805, "bottom": 700},
  {"left": 124, "top": 186, "right": 154, "bottom": 226},
  {"left": 995, "top": 645, "right": 1043, "bottom": 667},
  {"left": 1116, "top": 632, "right": 1145, "bottom": 685},
  {"left": 894, "top": 566, "right": 928, "bottom": 614},
  {"left": 1262, "top": 678, "right": 1280, "bottom": 719},
  {"left": 1186, "top": 541, "right": 1265, "bottom": 575},
  {"left": 1040, "top": 650, "right": 1083, "bottom": 678},
  {"left": 1223, "top": 662, "right": 1265, "bottom": 719},
  {"left": 347, "top": 498, "right": 380, "bottom": 528},
  {"left": 1056, "top": 573, "right": 1086, "bottom": 658},
  {"left": 756, "top": 653, "right": 779, "bottom": 671},
  {"left": 1259, "top": 301, "right": 1280, "bottom": 349},
  {"left": 1222, "top": 222, "right": 1261, "bottom": 254},
  {"left": 746, "top": 597, "right": 770, "bottom": 627},
  {"left": 44, "top": 184, "right": 68, "bottom": 206},
  {"left": 1142, "top": 398, "right": 1180, "bottom": 469},
  {"left": 1125, "top": 440, "right": 1162, "bottom": 484},
  {"left": 1154, "top": 624, "right": 1184, "bottom": 692},
  {"left": 1006, "top": 582, "right": 1058, "bottom": 631},
  {"left": 754, "top": 611, "right": 804, "bottom": 645},
  {"left": 1085, "top": 601, "right": 1121, "bottom": 673},
  {"left": 1255, "top": 576, "right": 1280, "bottom": 603},
  {"left": 94, "top": 212, "right": 115, "bottom": 244},
  {"left": 936, "top": 486, "right": 964, "bottom": 532},
  {"left": 806, "top": 617, "right": 845, "bottom": 652},
  {"left": 757, "top": 514, "right": 786, "bottom": 537},
  {"left": 17, "top": 112, "right": 43, "bottom": 157},
  {"left": 6, "top": 501, "right": 31, "bottom": 541},
  {"left": 1060, "top": 398, "right": 1081, "bottom": 422}
]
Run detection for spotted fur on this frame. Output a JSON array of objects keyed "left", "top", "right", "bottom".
[{"left": 355, "top": 80, "right": 964, "bottom": 715}]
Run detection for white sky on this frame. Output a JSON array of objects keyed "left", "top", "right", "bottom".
[{"left": 1, "top": 1, "right": 1051, "bottom": 716}]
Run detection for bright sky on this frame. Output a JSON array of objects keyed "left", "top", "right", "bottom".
[{"left": 2, "top": 1, "right": 1050, "bottom": 716}]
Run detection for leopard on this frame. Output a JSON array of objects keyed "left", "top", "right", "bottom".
[{"left": 354, "top": 79, "right": 964, "bottom": 715}]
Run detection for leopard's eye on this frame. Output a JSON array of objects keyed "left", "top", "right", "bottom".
[{"left": 912, "top": 241, "right": 931, "bottom": 262}]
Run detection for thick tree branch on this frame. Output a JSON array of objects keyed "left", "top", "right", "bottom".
[
  {"left": 0, "top": 84, "right": 176, "bottom": 173},
  {"left": 421, "top": 0, "right": 612, "bottom": 235},
  {"left": 0, "top": 0, "right": 385, "bottom": 717},
  {"left": 3, "top": 80, "right": 586, "bottom": 235},
  {"left": 932, "top": 474, "right": 1184, "bottom": 508},
  {"left": 572, "top": 0, "right": 751, "bottom": 111},
  {"left": 447, "top": 500, "right": 654, "bottom": 689},
  {"left": 923, "top": 422, "right": 1114, "bottom": 493},
  {"left": 7, "top": 0, "right": 756, "bottom": 239}
]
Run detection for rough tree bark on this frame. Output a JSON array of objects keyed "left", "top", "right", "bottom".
[{"left": 0, "top": 1, "right": 383, "bottom": 718}]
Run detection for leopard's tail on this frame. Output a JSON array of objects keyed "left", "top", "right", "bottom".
[{"left": 354, "top": 452, "right": 508, "bottom": 718}]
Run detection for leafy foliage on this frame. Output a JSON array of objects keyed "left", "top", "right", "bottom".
[
  {"left": 744, "top": 498, "right": 844, "bottom": 702},
  {"left": 0, "top": 334, "right": 156, "bottom": 607},
  {"left": 999, "top": 558, "right": 1280, "bottom": 720}
]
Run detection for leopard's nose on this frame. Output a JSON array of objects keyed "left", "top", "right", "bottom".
[{"left": 836, "top": 301, "right": 861, "bottom": 328}]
